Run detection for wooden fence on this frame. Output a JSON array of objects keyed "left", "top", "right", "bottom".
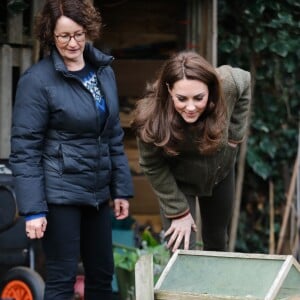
[{"left": 0, "top": 0, "right": 44, "bottom": 159}]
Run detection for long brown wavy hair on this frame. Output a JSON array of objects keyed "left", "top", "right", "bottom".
[
  {"left": 131, "top": 51, "right": 227, "bottom": 155},
  {"left": 35, "top": 0, "right": 102, "bottom": 52}
]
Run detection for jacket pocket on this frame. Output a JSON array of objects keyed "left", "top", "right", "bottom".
[{"left": 60, "top": 143, "right": 97, "bottom": 174}]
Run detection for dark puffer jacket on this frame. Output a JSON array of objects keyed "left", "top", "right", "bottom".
[{"left": 10, "top": 43, "right": 134, "bottom": 216}]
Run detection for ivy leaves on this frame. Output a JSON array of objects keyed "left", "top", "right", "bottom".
[
  {"left": 219, "top": 0, "right": 299, "bottom": 183},
  {"left": 218, "top": 0, "right": 299, "bottom": 253}
]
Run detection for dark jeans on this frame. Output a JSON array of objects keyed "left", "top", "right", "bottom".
[
  {"left": 42, "top": 202, "right": 114, "bottom": 300},
  {"left": 161, "top": 168, "right": 235, "bottom": 251}
]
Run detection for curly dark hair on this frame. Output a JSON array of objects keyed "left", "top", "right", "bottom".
[
  {"left": 131, "top": 51, "right": 227, "bottom": 155},
  {"left": 35, "top": 0, "right": 102, "bottom": 52}
]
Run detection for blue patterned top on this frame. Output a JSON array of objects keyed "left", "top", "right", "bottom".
[{"left": 70, "top": 63, "right": 108, "bottom": 131}]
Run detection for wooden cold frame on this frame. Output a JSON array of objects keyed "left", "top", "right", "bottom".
[{"left": 153, "top": 250, "right": 300, "bottom": 300}]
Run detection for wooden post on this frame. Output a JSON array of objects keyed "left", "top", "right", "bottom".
[
  {"left": 20, "top": 47, "right": 32, "bottom": 74},
  {"left": 265, "top": 255, "right": 294, "bottom": 300},
  {"left": 200, "top": 0, "right": 218, "bottom": 66},
  {"left": 186, "top": 0, "right": 218, "bottom": 66},
  {"left": 135, "top": 254, "right": 154, "bottom": 300},
  {"left": 228, "top": 134, "right": 249, "bottom": 251},
  {"left": 8, "top": 13, "right": 23, "bottom": 44},
  {"left": 195, "top": 196, "right": 202, "bottom": 249},
  {"left": 31, "top": 0, "right": 46, "bottom": 34},
  {"left": 228, "top": 60, "right": 255, "bottom": 252},
  {"left": 269, "top": 180, "right": 275, "bottom": 254},
  {"left": 31, "top": 0, "right": 45, "bottom": 63},
  {"left": 277, "top": 153, "right": 300, "bottom": 254},
  {"left": 0, "top": 45, "right": 13, "bottom": 158}
]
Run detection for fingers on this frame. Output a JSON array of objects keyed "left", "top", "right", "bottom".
[
  {"left": 168, "top": 234, "right": 185, "bottom": 252},
  {"left": 192, "top": 222, "right": 198, "bottom": 232},
  {"left": 26, "top": 218, "right": 47, "bottom": 240},
  {"left": 171, "top": 234, "right": 183, "bottom": 252},
  {"left": 165, "top": 213, "right": 196, "bottom": 252},
  {"left": 164, "top": 226, "right": 174, "bottom": 238},
  {"left": 26, "top": 227, "right": 44, "bottom": 239},
  {"left": 167, "top": 230, "right": 190, "bottom": 252},
  {"left": 166, "top": 231, "right": 179, "bottom": 251},
  {"left": 114, "top": 199, "right": 129, "bottom": 220},
  {"left": 184, "top": 232, "right": 190, "bottom": 250}
]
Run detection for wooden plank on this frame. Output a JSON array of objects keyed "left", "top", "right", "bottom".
[
  {"left": 204, "top": 0, "right": 218, "bottom": 67},
  {"left": 12, "top": 47, "right": 32, "bottom": 70},
  {"left": 31, "top": 0, "right": 45, "bottom": 30},
  {"left": 0, "top": 45, "right": 13, "bottom": 159},
  {"left": 155, "top": 291, "right": 256, "bottom": 300},
  {"left": 195, "top": 196, "right": 203, "bottom": 249},
  {"left": 291, "top": 256, "right": 300, "bottom": 272},
  {"left": 265, "top": 255, "right": 293, "bottom": 300},
  {"left": 277, "top": 153, "right": 300, "bottom": 254},
  {"left": 31, "top": 0, "right": 45, "bottom": 63},
  {"left": 8, "top": 14, "right": 23, "bottom": 44},
  {"left": 276, "top": 264, "right": 300, "bottom": 298},
  {"left": 228, "top": 134, "right": 249, "bottom": 251},
  {"left": 186, "top": 0, "right": 217, "bottom": 66},
  {"left": 175, "top": 250, "right": 289, "bottom": 260},
  {"left": 154, "top": 251, "right": 179, "bottom": 290},
  {"left": 20, "top": 47, "right": 32, "bottom": 74},
  {"left": 135, "top": 254, "right": 154, "bottom": 300}
]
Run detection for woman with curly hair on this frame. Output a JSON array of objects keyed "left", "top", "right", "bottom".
[
  {"left": 10, "top": 0, "right": 133, "bottom": 299},
  {"left": 132, "top": 51, "right": 251, "bottom": 253}
]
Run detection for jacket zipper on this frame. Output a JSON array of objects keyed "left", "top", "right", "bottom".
[{"left": 62, "top": 71, "right": 102, "bottom": 208}]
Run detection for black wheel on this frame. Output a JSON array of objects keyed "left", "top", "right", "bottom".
[
  {"left": 0, "top": 185, "right": 18, "bottom": 233},
  {"left": 0, "top": 266, "right": 45, "bottom": 300}
]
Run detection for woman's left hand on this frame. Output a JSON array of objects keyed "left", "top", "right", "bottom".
[{"left": 114, "top": 199, "right": 130, "bottom": 220}]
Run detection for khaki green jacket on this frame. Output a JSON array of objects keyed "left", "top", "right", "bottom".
[{"left": 137, "top": 66, "right": 251, "bottom": 218}]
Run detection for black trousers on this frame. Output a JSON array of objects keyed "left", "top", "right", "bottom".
[
  {"left": 161, "top": 168, "right": 235, "bottom": 251},
  {"left": 42, "top": 202, "right": 114, "bottom": 300}
]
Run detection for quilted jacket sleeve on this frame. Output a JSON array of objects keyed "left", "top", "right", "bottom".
[
  {"left": 137, "top": 139, "right": 190, "bottom": 218},
  {"left": 9, "top": 71, "right": 49, "bottom": 216},
  {"left": 225, "top": 66, "right": 251, "bottom": 144},
  {"left": 108, "top": 117, "right": 134, "bottom": 200}
]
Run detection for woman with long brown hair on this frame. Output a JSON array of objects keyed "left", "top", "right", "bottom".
[{"left": 132, "top": 51, "right": 251, "bottom": 253}]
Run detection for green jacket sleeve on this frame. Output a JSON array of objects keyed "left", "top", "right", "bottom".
[
  {"left": 219, "top": 66, "right": 252, "bottom": 144},
  {"left": 137, "top": 138, "right": 190, "bottom": 218}
]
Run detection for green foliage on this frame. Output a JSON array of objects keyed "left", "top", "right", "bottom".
[
  {"left": 141, "top": 227, "right": 160, "bottom": 247},
  {"left": 113, "top": 244, "right": 140, "bottom": 272},
  {"left": 218, "top": 0, "right": 300, "bottom": 253},
  {"left": 113, "top": 229, "right": 170, "bottom": 278},
  {"left": 113, "top": 229, "right": 170, "bottom": 300}
]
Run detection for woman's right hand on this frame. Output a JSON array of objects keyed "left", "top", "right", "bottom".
[
  {"left": 26, "top": 217, "right": 47, "bottom": 239},
  {"left": 164, "top": 213, "right": 197, "bottom": 252}
]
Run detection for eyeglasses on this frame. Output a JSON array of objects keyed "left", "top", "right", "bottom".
[{"left": 55, "top": 31, "right": 86, "bottom": 44}]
